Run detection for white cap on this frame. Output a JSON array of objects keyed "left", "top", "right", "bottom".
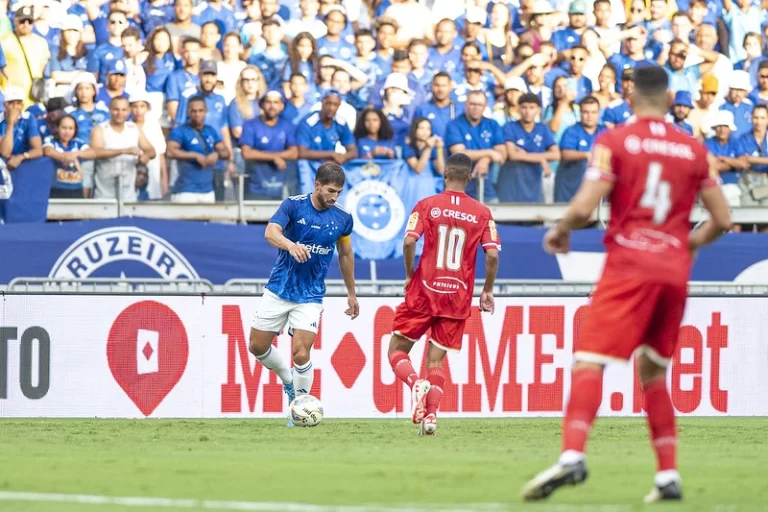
[
  {"left": 3, "top": 86, "right": 26, "bottom": 103},
  {"left": 61, "top": 13, "right": 83, "bottom": 32},
  {"left": 504, "top": 76, "right": 527, "bottom": 92},
  {"left": 532, "top": 0, "right": 554, "bottom": 14},
  {"left": 129, "top": 90, "right": 151, "bottom": 107},
  {"left": 712, "top": 110, "right": 737, "bottom": 131},
  {"left": 381, "top": 73, "right": 412, "bottom": 95},
  {"left": 72, "top": 71, "right": 98, "bottom": 88},
  {"left": 465, "top": 6, "right": 487, "bottom": 25},
  {"left": 729, "top": 70, "right": 751, "bottom": 91}
]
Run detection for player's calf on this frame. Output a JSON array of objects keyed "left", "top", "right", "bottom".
[{"left": 249, "top": 328, "right": 293, "bottom": 385}]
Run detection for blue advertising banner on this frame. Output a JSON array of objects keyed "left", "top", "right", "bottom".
[
  {"left": 0, "top": 218, "right": 765, "bottom": 285},
  {"left": 299, "top": 159, "right": 436, "bottom": 259},
  {"left": 0, "top": 158, "right": 55, "bottom": 224}
]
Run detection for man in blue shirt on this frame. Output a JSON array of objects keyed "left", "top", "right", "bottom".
[
  {"left": 552, "top": 0, "right": 589, "bottom": 52},
  {"left": 501, "top": 93, "right": 560, "bottom": 203},
  {"left": 166, "top": 96, "right": 230, "bottom": 203},
  {"left": 87, "top": 10, "right": 126, "bottom": 82},
  {"left": 317, "top": 6, "right": 356, "bottom": 62},
  {"left": 193, "top": 0, "right": 236, "bottom": 35},
  {"left": 166, "top": 38, "right": 202, "bottom": 123},
  {"left": 414, "top": 72, "right": 463, "bottom": 139},
  {"left": 603, "top": 68, "right": 634, "bottom": 128},
  {"left": 664, "top": 39, "right": 717, "bottom": 95},
  {"left": 240, "top": 90, "right": 298, "bottom": 200},
  {"left": 427, "top": 18, "right": 462, "bottom": 76},
  {"left": 95, "top": 59, "right": 129, "bottom": 107},
  {"left": 607, "top": 27, "right": 656, "bottom": 93},
  {"left": 544, "top": 45, "right": 593, "bottom": 102},
  {"left": 555, "top": 96, "right": 605, "bottom": 202},
  {"left": 248, "top": 17, "right": 289, "bottom": 89},
  {"left": 721, "top": 70, "right": 755, "bottom": 138},
  {"left": 667, "top": 91, "right": 695, "bottom": 135},
  {"left": 248, "top": 162, "right": 358, "bottom": 425},
  {"left": 445, "top": 90, "right": 506, "bottom": 202},
  {"left": 0, "top": 87, "right": 43, "bottom": 170},
  {"left": 705, "top": 110, "right": 747, "bottom": 205}
]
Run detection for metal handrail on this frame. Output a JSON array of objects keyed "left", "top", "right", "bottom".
[{"left": 7, "top": 277, "right": 215, "bottom": 294}]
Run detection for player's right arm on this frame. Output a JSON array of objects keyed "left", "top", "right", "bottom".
[
  {"left": 480, "top": 216, "right": 501, "bottom": 314},
  {"left": 689, "top": 154, "right": 732, "bottom": 251},
  {"left": 265, "top": 199, "right": 311, "bottom": 263}
]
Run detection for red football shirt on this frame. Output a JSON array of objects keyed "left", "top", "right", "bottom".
[
  {"left": 585, "top": 118, "right": 720, "bottom": 285},
  {"left": 403, "top": 190, "right": 500, "bottom": 319}
]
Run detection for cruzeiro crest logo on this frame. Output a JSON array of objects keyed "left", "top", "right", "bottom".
[
  {"left": 345, "top": 180, "right": 406, "bottom": 243},
  {"left": 49, "top": 227, "right": 200, "bottom": 280}
]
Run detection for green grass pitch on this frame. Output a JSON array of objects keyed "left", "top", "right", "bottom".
[{"left": 0, "top": 418, "right": 766, "bottom": 511}]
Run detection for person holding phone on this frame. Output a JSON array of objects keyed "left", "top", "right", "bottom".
[{"left": 545, "top": 45, "right": 593, "bottom": 103}]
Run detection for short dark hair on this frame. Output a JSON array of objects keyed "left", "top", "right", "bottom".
[
  {"left": 110, "top": 96, "right": 129, "bottom": 108},
  {"left": 633, "top": 65, "right": 669, "bottom": 98},
  {"left": 182, "top": 37, "right": 202, "bottom": 49},
  {"left": 316, "top": 162, "right": 346, "bottom": 187},
  {"left": 753, "top": 104, "right": 768, "bottom": 116},
  {"left": 518, "top": 92, "right": 542, "bottom": 107},
  {"left": 759, "top": 60, "right": 768, "bottom": 71},
  {"left": 594, "top": 0, "right": 611, "bottom": 7},
  {"left": 392, "top": 49, "right": 409, "bottom": 63},
  {"left": 355, "top": 28, "right": 374, "bottom": 39},
  {"left": 445, "top": 153, "right": 472, "bottom": 182},
  {"left": 121, "top": 27, "right": 141, "bottom": 40},
  {"left": 187, "top": 95, "right": 207, "bottom": 109},
  {"left": 579, "top": 95, "right": 600, "bottom": 108},
  {"left": 433, "top": 71, "right": 451, "bottom": 83}
]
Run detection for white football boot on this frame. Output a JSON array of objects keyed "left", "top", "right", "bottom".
[{"left": 411, "top": 379, "right": 430, "bottom": 424}]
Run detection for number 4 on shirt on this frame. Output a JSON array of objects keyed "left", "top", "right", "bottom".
[{"left": 640, "top": 162, "right": 671, "bottom": 224}]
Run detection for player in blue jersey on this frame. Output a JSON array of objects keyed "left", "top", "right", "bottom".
[{"left": 248, "top": 162, "right": 359, "bottom": 425}]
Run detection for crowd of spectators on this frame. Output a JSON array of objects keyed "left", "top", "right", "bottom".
[{"left": 1, "top": 0, "right": 768, "bottom": 207}]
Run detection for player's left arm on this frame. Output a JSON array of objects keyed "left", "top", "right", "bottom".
[{"left": 336, "top": 221, "right": 359, "bottom": 319}]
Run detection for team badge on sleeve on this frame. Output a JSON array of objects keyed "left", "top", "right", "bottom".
[{"left": 406, "top": 212, "right": 419, "bottom": 231}]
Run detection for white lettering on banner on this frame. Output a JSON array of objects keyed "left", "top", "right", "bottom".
[{"left": 0, "top": 296, "right": 754, "bottom": 418}]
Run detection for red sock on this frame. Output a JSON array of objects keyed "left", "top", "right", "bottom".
[
  {"left": 644, "top": 377, "right": 677, "bottom": 471},
  {"left": 562, "top": 368, "right": 603, "bottom": 454},
  {"left": 389, "top": 350, "right": 418, "bottom": 388},
  {"left": 425, "top": 367, "right": 445, "bottom": 416}
]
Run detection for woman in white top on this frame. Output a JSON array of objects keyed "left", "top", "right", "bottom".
[
  {"left": 130, "top": 92, "right": 168, "bottom": 200},
  {"left": 218, "top": 32, "right": 247, "bottom": 104}
]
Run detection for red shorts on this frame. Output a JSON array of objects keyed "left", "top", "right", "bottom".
[
  {"left": 391, "top": 302, "right": 466, "bottom": 352},
  {"left": 576, "top": 276, "right": 688, "bottom": 366}
]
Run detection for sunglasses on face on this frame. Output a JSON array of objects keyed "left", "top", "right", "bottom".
[
  {"left": 671, "top": 52, "right": 687, "bottom": 58},
  {"left": 17, "top": 18, "right": 33, "bottom": 25},
  {"left": 570, "top": 56, "right": 585, "bottom": 62}
]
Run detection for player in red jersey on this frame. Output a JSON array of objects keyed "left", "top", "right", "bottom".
[
  {"left": 522, "top": 66, "right": 732, "bottom": 503},
  {"left": 387, "top": 153, "right": 500, "bottom": 436}
]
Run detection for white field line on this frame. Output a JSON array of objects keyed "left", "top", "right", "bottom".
[{"left": 0, "top": 492, "right": 759, "bottom": 512}]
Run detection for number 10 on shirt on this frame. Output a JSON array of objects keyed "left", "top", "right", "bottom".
[{"left": 435, "top": 225, "right": 467, "bottom": 270}]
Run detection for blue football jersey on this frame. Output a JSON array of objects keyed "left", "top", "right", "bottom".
[{"left": 266, "top": 194, "right": 354, "bottom": 304}]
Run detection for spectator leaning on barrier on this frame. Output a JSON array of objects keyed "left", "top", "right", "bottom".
[
  {"left": 403, "top": 116, "right": 445, "bottom": 193},
  {"left": 0, "top": 5, "right": 48, "bottom": 107},
  {"left": 503, "top": 92, "right": 560, "bottom": 204},
  {"left": 493, "top": 76, "right": 527, "bottom": 126},
  {"left": 239, "top": 89, "right": 298, "bottom": 200},
  {"left": 89, "top": 96, "right": 156, "bottom": 201},
  {"left": 0, "top": 86, "right": 42, "bottom": 171},
  {"left": 704, "top": 110, "right": 746, "bottom": 208},
  {"left": 555, "top": 95, "right": 605, "bottom": 203},
  {"left": 444, "top": 89, "right": 505, "bottom": 203},
  {"left": 738, "top": 103, "right": 768, "bottom": 208},
  {"left": 130, "top": 92, "right": 168, "bottom": 200},
  {"left": 354, "top": 107, "right": 395, "bottom": 160},
  {"left": 44, "top": 114, "right": 96, "bottom": 199},
  {"left": 166, "top": 95, "right": 229, "bottom": 203},
  {"left": 296, "top": 89, "right": 356, "bottom": 166}
]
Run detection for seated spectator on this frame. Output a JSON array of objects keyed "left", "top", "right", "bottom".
[
  {"left": 130, "top": 92, "right": 167, "bottom": 200},
  {"left": 142, "top": 27, "right": 177, "bottom": 124},
  {"left": 720, "top": 70, "right": 754, "bottom": 138},
  {"left": 502, "top": 93, "right": 560, "bottom": 203},
  {"left": 555, "top": 95, "right": 605, "bottom": 203},
  {"left": 96, "top": 59, "right": 130, "bottom": 107},
  {"left": 218, "top": 32, "right": 246, "bottom": 103},
  {"left": 88, "top": 9, "right": 127, "bottom": 83},
  {"left": 167, "top": 95, "right": 230, "bottom": 203},
  {"left": 283, "top": 73, "right": 312, "bottom": 124},
  {"left": 0, "top": 5, "right": 49, "bottom": 107},
  {"left": 249, "top": 17, "right": 289, "bottom": 89},
  {"left": 296, "top": 89, "right": 357, "bottom": 166},
  {"left": 282, "top": 32, "right": 318, "bottom": 98},
  {"left": 413, "top": 72, "right": 462, "bottom": 140},
  {"left": 90, "top": 96, "right": 156, "bottom": 201},
  {"left": 737, "top": 104, "right": 768, "bottom": 207},
  {"left": 166, "top": 0, "right": 201, "bottom": 54},
  {"left": 666, "top": 91, "right": 695, "bottom": 135},
  {"left": 229, "top": 66, "right": 266, "bottom": 142},
  {"left": 121, "top": 27, "right": 147, "bottom": 96},
  {"left": 354, "top": 108, "right": 396, "bottom": 159},
  {"left": 705, "top": 110, "right": 746, "bottom": 207},
  {"left": 200, "top": 21, "right": 223, "bottom": 61},
  {"left": 445, "top": 90, "right": 505, "bottom": 202},
  {"left": 239, "top": 89, "right": 298, "bottom": 200},
  {"left": 49, "top": 14, "right": 88, "bottom": 98},
  {"left": 603, "top": 67, "right": 634, "bottom": 128},
  {"left": 44, "top": 114, "right": 96, "bottom": 199},
  {"left": 404, "top": 116, "right": 445, "bottom": 193},
  {"left": 0, "top": 87, "right": 43, "bottom": 170}
]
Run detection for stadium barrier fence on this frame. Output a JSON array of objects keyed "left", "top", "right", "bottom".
[{"left": 0, "top": 292, "right": 762, "bottom": 418}]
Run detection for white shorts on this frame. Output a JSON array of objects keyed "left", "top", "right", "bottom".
[{"left": 252, "top": 290, "right": 323, "bottom": 334}]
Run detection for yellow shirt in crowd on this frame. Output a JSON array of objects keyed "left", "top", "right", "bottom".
[{"left": 0, "top": 31, "right": 49, "bottom": 107}]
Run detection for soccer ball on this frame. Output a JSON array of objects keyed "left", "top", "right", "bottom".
[{"left": 290, "top": 395, "right": 324, "bottom": 427}]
